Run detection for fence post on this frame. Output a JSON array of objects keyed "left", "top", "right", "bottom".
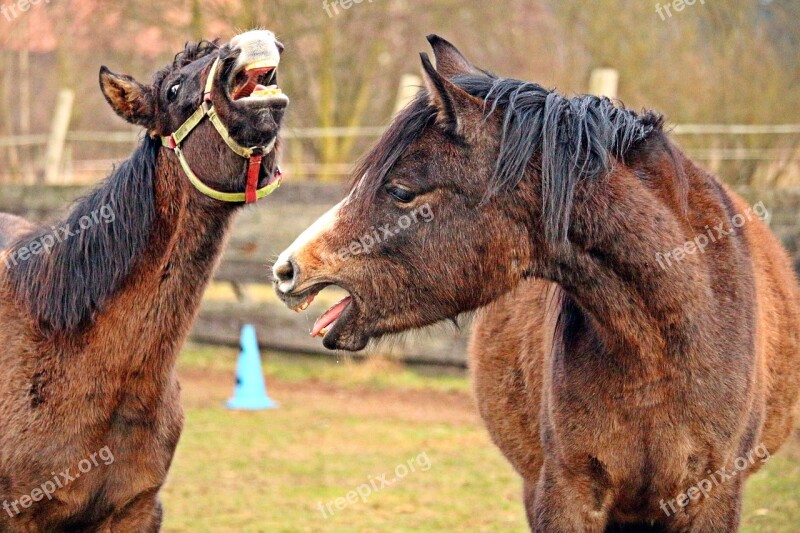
[
  {"left": 44, "top": 89, "right": 75, "bottom": 184},
  {"left": 394, "top": 74, "right": 423, "bottom": 115},
  {"left": 589, "top": 68, "right": 619, "bottom": 99}
]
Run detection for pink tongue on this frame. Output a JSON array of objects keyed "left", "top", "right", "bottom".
[
  {"left": 232, "top": 67, "right": 271, "bottom": 99},
  {"left": 311, "top": 296, "right": 352, "bottom": 337}
]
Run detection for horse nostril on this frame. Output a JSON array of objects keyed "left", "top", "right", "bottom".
[{"left": 274, "top": 258, "right": 297, "bottom": 288}]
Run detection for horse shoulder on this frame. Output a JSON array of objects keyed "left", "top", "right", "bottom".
[{"left": 469, "top": 278, "right": 552, "bottom": 481}]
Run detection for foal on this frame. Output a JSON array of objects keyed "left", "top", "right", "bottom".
[
  {"left": 273, "top": 36, "right": 800, "bottom": 531},
  {"left": 0, "top": 31, "right": 287, "bottom": 531}
]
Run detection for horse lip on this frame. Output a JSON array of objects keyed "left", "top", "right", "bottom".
[
  {"left": 236, "top": 93, "right": 289, "bottom": 109},
  {"left": 275, "top": 275, "right": 366, "bottom": 350},
  {"left": 322, "top": 303, "right": 368, "bottom": 351},
  {"left": 277, "top": 281, "right": 332, "bottom": 309},
  {"left": 257, "top": 158, "right": 281, "bottom": 189},
  {"left": 321, "top": 297, "right": 356, "bottom": 337}
]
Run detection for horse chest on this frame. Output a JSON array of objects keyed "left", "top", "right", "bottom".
[
  {"left": 105, "top": 373, "right": 184, "bottom": 453},
  {"left": 46, "top": 383, "right": 183, "bottom": 529}
]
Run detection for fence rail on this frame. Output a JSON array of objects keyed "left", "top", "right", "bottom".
[
  {"left": 1, "top": 127, "right": 387, "bottom": 148},
  {"left": 3, "top": 123, "right": 800, "bottom": 146},
  {"left": 2, "top": 124, "right": 800, "bottom": 184},
  {"left": 671, "top": 124, "right": 800, "bottom": 135}
]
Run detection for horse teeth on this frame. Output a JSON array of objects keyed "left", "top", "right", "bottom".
[
  {"left": 293, "top": 301, "right": 310, "bottom": 312},
  {"left": 319, "top": 328, "right": 329, "bottom": 336}
]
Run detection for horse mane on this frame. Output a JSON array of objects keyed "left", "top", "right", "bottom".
[
  {"left": 5, "top": 136, "right": 159, "bottom": 334},
  {"left": 173, "top": 40, "right": 219, "bottom": 68},
  {"left": 355, "top": 75, "right": 665, "bottom": 244}
]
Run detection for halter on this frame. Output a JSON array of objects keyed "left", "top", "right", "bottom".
[{"left": 160, "top": 58, "right": 282, "bottom": 204}]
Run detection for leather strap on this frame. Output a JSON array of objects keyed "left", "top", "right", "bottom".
[{"left": 159, "top": 57, "right": 281, "bottom": 204}]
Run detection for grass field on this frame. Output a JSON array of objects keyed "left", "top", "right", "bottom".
[{"left": 163, "top": 345, "right": 800, "bottom": 532}]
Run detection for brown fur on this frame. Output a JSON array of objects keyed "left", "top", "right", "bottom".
[
  {"left": 274, "top": 36, "right": 800, "bottom": 531},
  {"left": 0, "top": 35, "right": 285, "bottom": 532}
]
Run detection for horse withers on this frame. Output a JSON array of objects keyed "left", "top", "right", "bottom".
[
  {"left": 273, "top": 36, "right": 800, "bottom": 531},
  {"left": 0, "top": 31, "right": 287, "bottom": 532}
]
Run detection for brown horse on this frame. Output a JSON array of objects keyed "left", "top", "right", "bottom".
[
  {"left": 0, "top": 31, "right": 287, "bottom": 532},
  {"left": 273, "top": 36, "right": 800, "bottom": 531}
]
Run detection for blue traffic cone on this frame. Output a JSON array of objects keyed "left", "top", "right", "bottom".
[{"left": 227, "top": 325, "right": 279, "bottom": 410}]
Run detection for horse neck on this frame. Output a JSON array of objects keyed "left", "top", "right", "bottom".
[
  {"left": 85, "top": 153, "right": 241, "bottom": 374},
  {"left": 4, "top": 138, "right": 246, "bottom": 378},
  {"left": 528, "top": 144, "right": 730, "bottom": 375}
]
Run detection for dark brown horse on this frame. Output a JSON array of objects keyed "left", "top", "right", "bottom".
[
  {"left": 0, "top": 31, "right": 287, "bottom": 532},
  {"left": 273, "top": 36, "right": 800, "bottom": 531}
]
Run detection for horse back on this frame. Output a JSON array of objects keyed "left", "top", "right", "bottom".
[{"left": 0, "top": 212, "right": 34, "bottom": 252}]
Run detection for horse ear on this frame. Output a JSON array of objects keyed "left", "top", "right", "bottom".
[
  {"left": 99, "top": 67, "right": 156, "bottom": 128},
  {"left": 420, "top": 52, "right": 484, "bottom": 138},
  {"left": 426, "top": 34, "right": 482, "bottom": 79}
]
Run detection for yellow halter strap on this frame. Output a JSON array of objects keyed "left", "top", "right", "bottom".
[{"left": 160, "top": 58, "right": 282, "bottom": 204}]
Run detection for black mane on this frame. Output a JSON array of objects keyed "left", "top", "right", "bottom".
[
  {"left": 173, "top": 40, "right": 219, "bottom": 68},
  {"left": 5, "top": 136, "right": 159, "bottom": 334},
  {"left": 355, "top": 75, "right": 665, "bottom": 244}
]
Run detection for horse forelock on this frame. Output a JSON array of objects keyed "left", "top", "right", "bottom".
[
  {"left": 146, "top": 40, "right": 220, "bottom": 89},
  {"left": 173, "top": 39, "right": 220, "bottom": 68}
]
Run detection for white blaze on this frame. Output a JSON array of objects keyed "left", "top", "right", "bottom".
[{"left": 273, "top": 198, "right": 347, "bottom": 293}]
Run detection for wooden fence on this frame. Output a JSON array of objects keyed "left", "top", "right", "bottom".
[
  {"left": 2, "top": 66, "right": 799, "bottom": 184},
  {"left": 0, "top": 183, "right": 471, "bottom": 366},
  {"left": 2, "top": 183, "right": 800, "bottom": 367},
  {"left": 2, "top": 123, "right": 799, "bottom": 186}
]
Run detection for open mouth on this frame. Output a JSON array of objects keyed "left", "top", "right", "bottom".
[
  {"left": 288, "top": 284, "right": 354, "bottom": 339},
  {"left": 230, "top": 58, "right": 285, "bottom": 102}
]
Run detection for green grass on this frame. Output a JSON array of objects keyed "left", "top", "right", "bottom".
[
  {"left": 741, "top": 449, "right": 800, "bottom": 532},
  {"left": 180, "top": 343, "right": 470, "bottom": 394},
  {"left": 162, "top": 344, "right": 800, "bottom": 532}
]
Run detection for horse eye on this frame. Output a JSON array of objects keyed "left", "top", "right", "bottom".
[
  {"left": 168, "top": 83, "right": 181, "bottom": 101},
  {"left": 386, "top": 185, "right": 416, "bottom": 203}
]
